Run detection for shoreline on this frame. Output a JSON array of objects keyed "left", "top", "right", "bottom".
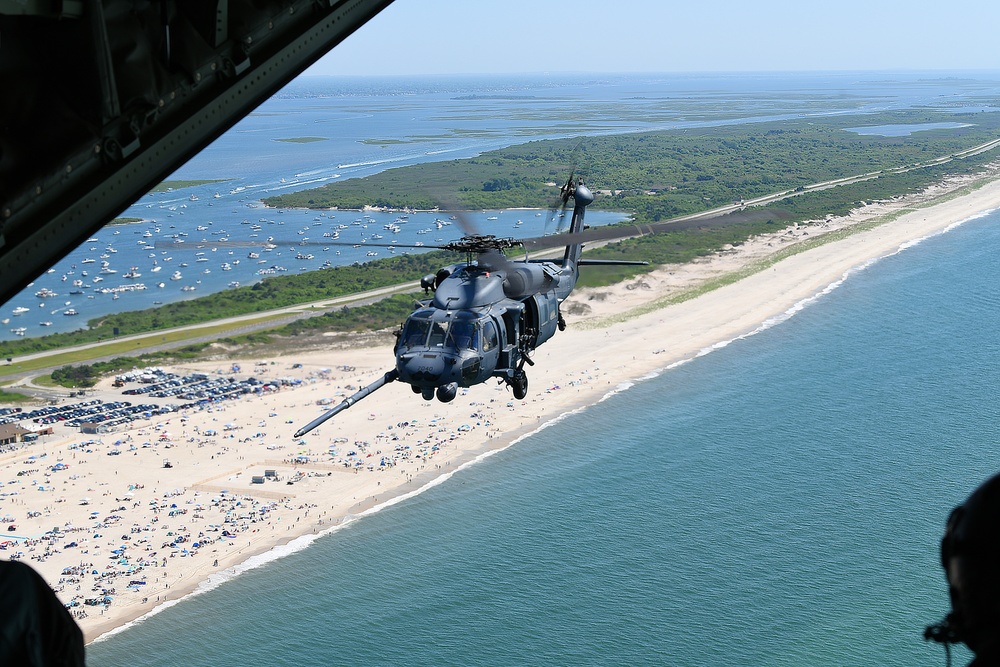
[{"left": 4, "top": 164, "right": 1000, "bottom": 645}]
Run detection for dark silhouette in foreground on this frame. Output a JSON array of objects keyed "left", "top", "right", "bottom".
[
  {"left": 0, "top": 561, "right": 84, "bottom": 666},
  {"left": 926, "top": 472, "right": 1000, "bottom": 666}
]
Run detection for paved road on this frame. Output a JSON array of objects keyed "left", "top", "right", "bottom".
[{"left": 0, "top": 281, "right": 419, "bottom": 385}]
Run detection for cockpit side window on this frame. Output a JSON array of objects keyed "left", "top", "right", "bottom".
[
  {"left": 401, "top": 317, "right": 432, "bottom": 348},
  {"left": 482, "top": 320, "right": 498, "bottom": 352}
]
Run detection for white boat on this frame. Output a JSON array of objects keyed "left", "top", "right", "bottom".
[
  {"left": 39, "top": 321, "right": 52, "bottom": 326},
  {"left": 10, "top": 327, "right": 26, "bottom": 336},
  {"left": 63, "top": 309, "right": 78, "bottom": 316},
  {"left": 170, "top": 271, "right": 182, "bottom": 281},
  {"left": 12, "top": 306, "right": 29, "bottom": 315}
]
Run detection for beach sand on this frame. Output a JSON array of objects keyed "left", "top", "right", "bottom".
[{"left": 3, "top": 166, "right": 1000, "bottom": 644}]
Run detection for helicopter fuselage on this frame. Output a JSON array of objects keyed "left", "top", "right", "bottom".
[
  {"left": 294, "top": 181, "right": 620, "bottom": 437},
  {"left": 394, "top": 260, "right": 565, "bottom": 401}
]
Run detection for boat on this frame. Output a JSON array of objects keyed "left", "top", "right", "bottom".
[
  {"left": 10, "top": 327, "right": 26, "bottom": 336},
  {"left": 39, "top": 321, "right": 52, "bottom": 326},
  {"left": 11, "top": 306, "right": 29, "bottom": 315},
  {"left": 123, "top": 267, "right": 141, "bottom": 278},
  {"left": 181, "top": 286, "right": 196, "bottom": 292},
  {"left": 63, "top": 309, "right": 78, "bottom": 316},
  {"left": 35, "top": 288, "right": 57, "bottom": 298},
  {"left": 170, "top": 271, "right": 182, "bottom": 281}
]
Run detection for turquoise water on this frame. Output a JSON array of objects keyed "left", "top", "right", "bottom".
[{"left": 85, "top": 206, "right": 1000, "bottom": 664}]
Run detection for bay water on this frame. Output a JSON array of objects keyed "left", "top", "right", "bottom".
[{"left": 85, "top": 189, "right": 1000, "bottom": 665}]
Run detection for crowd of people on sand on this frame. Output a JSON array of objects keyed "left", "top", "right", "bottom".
[{"left": 0, "top": 355, "right": 589, "bottom": 641}]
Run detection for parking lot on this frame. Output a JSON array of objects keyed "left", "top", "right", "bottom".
[{"left": 3, "top": 369, "right": 288, "bottom": 433}]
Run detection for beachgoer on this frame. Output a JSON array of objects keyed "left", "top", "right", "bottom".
[{"left": 926, "top": 472, "right": 1000, "bottom": 665}]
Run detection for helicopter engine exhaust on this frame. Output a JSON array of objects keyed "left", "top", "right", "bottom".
[{"left": 502, "top": 265, "right": 550, "bottom": 299}]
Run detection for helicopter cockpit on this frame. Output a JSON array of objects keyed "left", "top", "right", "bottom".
[
  {"left": 396, "top": 309, "right": 501, "bottom": 400},
  {"left": 398, "top": 309, "right": 497, "bottom": 351}
]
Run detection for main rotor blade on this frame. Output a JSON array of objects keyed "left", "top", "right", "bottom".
[
  {"left": 521, "top": 223, "right": 657, "bottom": 251},
  {"left": 154, "top": 239, "right": 452, "bottom": 251}
]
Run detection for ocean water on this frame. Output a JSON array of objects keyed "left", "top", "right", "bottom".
[{"left": 85, "top": 197, "right": 1000, "bottom": 664}]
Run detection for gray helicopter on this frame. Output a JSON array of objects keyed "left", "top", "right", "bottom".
[{"left": 294, "top": 178, "right": 645, "bottom": 437}]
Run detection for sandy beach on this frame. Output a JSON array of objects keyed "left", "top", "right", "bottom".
[{"left": 3, "top": 164, "right": 1000, "bottom": 644}]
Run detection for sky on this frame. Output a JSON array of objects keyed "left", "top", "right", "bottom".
[{"left": 305, "top": 0, "right": 1000, "bottom": 76}]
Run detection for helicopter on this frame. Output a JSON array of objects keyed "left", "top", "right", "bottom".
[{"left": 293, "top": 177, "right": 647, "bottom": 438}]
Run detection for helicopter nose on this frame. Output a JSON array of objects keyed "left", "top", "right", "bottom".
[{"left": 398, "top": 353, "right": 447, "bottom": 387}]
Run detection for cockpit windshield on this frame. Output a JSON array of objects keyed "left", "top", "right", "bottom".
[
  {"left": 448, "top": 319, "right": 479, "bottom": 351},
  {"left": 400, "top": 311, "right": 434, "bottom": 349},
  {"left": 399, "top": 311, "right": 482, "bottom": 351}
]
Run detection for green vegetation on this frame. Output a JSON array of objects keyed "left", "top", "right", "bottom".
[
  {"left": 0, "top": 254, "right": 447, "bottom": 358},
  {"left": 149, "top": 179, "right": 229, "bottom": 192},
  {"left": 0, "top": 387, "right": 36, "bottom": 404},
  {"left": 360, "top": 139, "right": 409, "bottom": 145},
  {"left": 109, "top": 217, "right": 143, "bottom": 225},
  {"left": 275, "top": 137, "right": 328, "bottom": 143},
  {"left": 264, "top": 110, "right": 1000, "bottom": 217},
  {"left": 277, "top": 293, "right": 418, "bottom": 335},
  {"left": 6, "top": 110, "right": 1000, "bottom": 363},
  {"left": 44, "top": 298, "right": 421, "bottom": 384},
  {"left": 576, "top": 153, "right": 993, "bottom": 286},
  {"left": 49, "top": 345, "right": 212, "bottom": 388}
]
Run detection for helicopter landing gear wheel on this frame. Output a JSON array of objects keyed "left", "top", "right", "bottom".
[
  {"left": 511, "top": 372, "right": 528, "bottom": 400},
  {"left": 558, "top": 313, "right": 566, "bottom": 331}
]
